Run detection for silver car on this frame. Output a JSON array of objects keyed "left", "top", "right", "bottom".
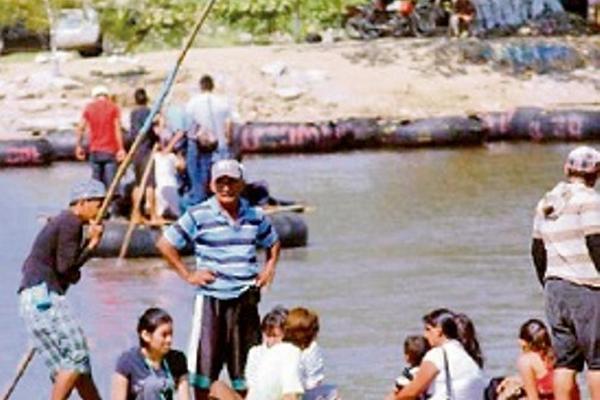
[{"left": 54, "top": 8, "right": 103, "bottom": 57}]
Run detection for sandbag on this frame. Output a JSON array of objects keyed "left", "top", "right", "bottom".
[{"left": 0, "top": 138, "right": 53, "bottom": 167}]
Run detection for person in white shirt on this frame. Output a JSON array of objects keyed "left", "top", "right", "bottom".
[
  {"left": 153, "top": 128, "right": 186, "bottom": 220},
  {"left": 184, "top": 75, "right": 235, "bottom": 207},
  {"left": 387, "top": 308, "right": 485, "bottom": 400},
  {"left": 210, "top": 307, "right": 322, "bottom": 400},
  {"left": 244, "top": 307, "right": 289, "bottom": 389}
]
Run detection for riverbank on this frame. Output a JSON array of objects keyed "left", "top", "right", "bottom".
[{"left": 1, "top": 35, "right": 600, "bottom": 140}]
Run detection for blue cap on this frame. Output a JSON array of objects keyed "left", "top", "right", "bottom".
[{"left": 69, "top": 179, "right": 106, "bottom": 204}]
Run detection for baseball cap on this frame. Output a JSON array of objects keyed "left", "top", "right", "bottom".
[
  {"left": 565, "top": 146, "right": 600, "bottom": 174},
  {"left": 211, "top": 159, "right": 243, "bottom": 182},
  {"left": 91, "top": 85, "right": 109, "bottom": 97},
  {"left": 69, "top": 179, "right": 106, "bottom": 204}
]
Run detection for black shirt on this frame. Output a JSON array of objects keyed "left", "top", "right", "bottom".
[
  {"left": 19, "top": 210, "right": 90, "bottom": 294},
  {"left": 130, "top": 106, "right": 159, "bottom": 160}
]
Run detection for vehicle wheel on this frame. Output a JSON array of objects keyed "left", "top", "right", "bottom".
[
  {"left": 344, "top": 17, "right": 380, "bottom": 40},
  {"left": 78, "top": 46, "right": 102, "bottom": 57},
  {"left": 410, "top": 11, "right": 437, "bottom": 37},
  {"left": 389, "top": 17, "right": 412, "bottom": 37},
  {"left": 78, "top": 34, "right": 103, "bottom": 57}
]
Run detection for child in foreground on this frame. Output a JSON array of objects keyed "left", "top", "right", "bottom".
[
  {"left": 210, "top": 306, "right": 339, "bottom": 400},
  {"left": 394, "top": 335, "right": 431, "bottom": 395}
]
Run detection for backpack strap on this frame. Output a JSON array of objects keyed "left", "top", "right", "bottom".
[{"left": 443, "top": 347, "right": 454, "bottom": 400}]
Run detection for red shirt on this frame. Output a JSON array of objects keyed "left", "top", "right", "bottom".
[{"left": 82, "top": 97, "right": 121, "bottom": 154}]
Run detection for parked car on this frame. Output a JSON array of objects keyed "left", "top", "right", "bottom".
[
  {"left": 0, "top": 7, "right": 103, "bottom": 57},
  {"left": 55, "top": 7, "right": 103, "bottom": 57}
]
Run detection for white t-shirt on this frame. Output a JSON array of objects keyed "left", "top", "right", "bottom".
[
  {"left": 422, "top": 340, "right": 485, "bottom": 400},
  {"left": 245, "top": 342, "right": 304, "bottom": 400},
  {"left": 185, "top": 93, "right": 232, "bottom": 151},
  {"left": 154, "top": 152, "right": 180, "bottom": 217}
]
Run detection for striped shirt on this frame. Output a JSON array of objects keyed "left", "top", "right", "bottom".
[
  {"left": 164, "top": 196, "right": 279, "bottom": 299},
  {"left": 533, "top": 181, "right": 600, "bottom": 287}
]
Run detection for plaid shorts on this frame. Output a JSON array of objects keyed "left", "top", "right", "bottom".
[{"left": 19, "top": 284, "right": 91, "bottom": 377}]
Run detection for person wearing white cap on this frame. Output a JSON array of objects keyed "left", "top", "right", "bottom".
[
  {"left": 157, "top": 159, "right": 281, "bottom": 400},
  {"left": 18, "top": 179, "right": 106, "bottom": 400},
  {"left": 184, "top": 74, "right": 236, "bottom": 207},
  {"left": 75, "top": 84, "right": 126, "bottom": 196},
  {"left": 531, "top": 146, "right": 600, "bottom": 400}
]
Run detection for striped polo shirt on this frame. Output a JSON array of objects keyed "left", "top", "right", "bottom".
[
  {"left": 533, "top": 181, "right": 600, "bottom": 287},
  {"left": 164, "top": 196, "right": 279, "bottom": 299}
]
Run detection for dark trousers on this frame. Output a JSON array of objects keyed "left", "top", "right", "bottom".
[
  {"left": 89, "top": 151, "right": 117, "bottom": 190},
  {"left": 184, "top": 142, "right": 212, "bottom": 208}
]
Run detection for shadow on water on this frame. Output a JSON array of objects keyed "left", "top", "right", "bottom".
[{"left": 0, "top": 144, "right": 591, "bottom": 399}]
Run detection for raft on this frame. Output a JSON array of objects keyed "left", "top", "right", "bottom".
[{"left": 91, "top": 211, "right": 308, "bottom": 258}]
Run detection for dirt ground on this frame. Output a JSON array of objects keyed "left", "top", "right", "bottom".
[{"left": 1, "top": 36, "right": 600, "bottom": 139}]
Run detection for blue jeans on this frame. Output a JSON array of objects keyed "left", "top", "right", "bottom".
[
  {"left": 183, "top": 142, "right": 213, "bottom": 208},
  {"left": 89, "top": 151, "right": 117, "bottom": 190}
]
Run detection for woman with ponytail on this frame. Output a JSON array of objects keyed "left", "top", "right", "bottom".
[{"left": 386, "top": 308, "right": 485, "bottom": 400}]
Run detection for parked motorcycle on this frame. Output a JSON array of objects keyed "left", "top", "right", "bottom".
[{"left": 343, "top": 0, "right": 449, "bottom": 40}]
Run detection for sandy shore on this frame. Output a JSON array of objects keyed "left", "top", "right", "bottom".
[{"left": 1, "top": 36, "right": 599, "bottom": 139}]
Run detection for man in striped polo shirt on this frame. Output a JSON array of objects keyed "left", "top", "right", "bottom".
[
  {"left": 532, "top": 146, "right": 600, "bottom": 400},
  {"left": 157, "top": 159, "right": 281, "bottom": 400}
]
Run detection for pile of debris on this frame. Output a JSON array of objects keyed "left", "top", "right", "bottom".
[
  {"left": 433, "top": 37, "right": 599, "bottom": 75},
  {"left": 472, "top": 0, "right": 593, "bottom": 36}
]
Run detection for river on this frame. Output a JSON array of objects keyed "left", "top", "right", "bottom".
[{"left": 0, "top": 143, "right": 591, "bottom": 399}]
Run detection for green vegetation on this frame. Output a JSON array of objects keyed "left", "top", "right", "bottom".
[{"left": 0, "top": 0, "right": 363, "bottom": 51}]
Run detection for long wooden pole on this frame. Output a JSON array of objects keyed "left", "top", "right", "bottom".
[
  {"left": 119, "top": 144, "right": 159, "bottom": 259},
  {"left": 1, "top": 348, "right": 36, "bottom": 400},
  {"left": 93, "top": 0, "right": 218, "bottom": 225}
]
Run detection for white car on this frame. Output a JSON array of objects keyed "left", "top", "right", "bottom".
[{"left": 54, "top": 8, "right": 103, "bottom": 57}]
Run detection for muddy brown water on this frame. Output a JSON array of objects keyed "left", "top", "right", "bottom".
[{"left": 0, "top": 143, "right": 594, "bottom": 399}]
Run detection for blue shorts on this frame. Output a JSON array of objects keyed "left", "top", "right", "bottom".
[{"left": 19, "top": 284, "right": 91, "bottom": 377}]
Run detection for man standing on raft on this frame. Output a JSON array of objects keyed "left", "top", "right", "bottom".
[
  {"left": 18, "top": 179, "right": 106, "bottom": 400},
  {"left": 157, "top": 159, "right": 281, "bottom": 400}
]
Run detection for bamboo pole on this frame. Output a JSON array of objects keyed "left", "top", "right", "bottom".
[
  {"left": 93, "top": 0, "right": 218, "bottom": 226},
  {"left": 263, "top": 203, "right": 313, "bottom": 215},
  {"left": 119, "top": 144, "right": 159, "bottom": 259},
  {"left": 1, "top": 348, "right": 36, "bottom": 400}
]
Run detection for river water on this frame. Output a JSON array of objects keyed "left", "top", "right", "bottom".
[{"left": 0, "top": 143, "right": 592, "bottom": 399}]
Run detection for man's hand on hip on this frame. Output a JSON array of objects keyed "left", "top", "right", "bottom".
[{"left": 186, "top": 269, "right": 216, "bottom": 286}]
